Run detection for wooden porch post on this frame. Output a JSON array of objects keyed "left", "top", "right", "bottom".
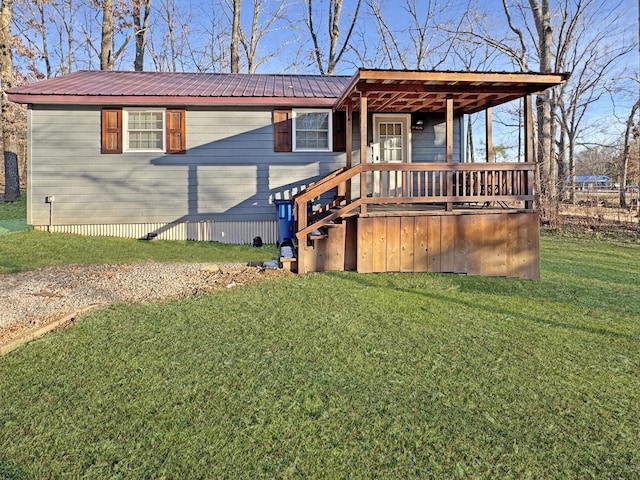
[
  {"left": 486, "top": 107, "right": 493, "bottom": 163},
  {"left": 446, "top": 96, "right": 454, "bottom": 211},
  {"left": 345, "top": 102, "right": 353, "bottom": 202},
  {"left": 524, "top": 94, "right": 534, "bottom": 209},
  {"left": 360, "top": 94, "right": 368, "bottom": 214}
]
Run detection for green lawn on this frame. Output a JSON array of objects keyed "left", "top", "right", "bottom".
[
  {"left": 0, "top": 194, "right": 30, "bottom": 236},
  {"left": 0, "top": 230, "right": 278, "bottom": 273},
  {"left": 0, "top": 196, "right": 277, "bottom": 272},
  {"left": 1, "top": 230, "right": 639, "bottom": 478}
]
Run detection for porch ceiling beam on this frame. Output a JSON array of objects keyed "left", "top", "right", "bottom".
[
  {"left": 357, "top": 83, "right": 558, "bottom": 96},
  {"left": 357, "top": 69, "right": 569, "bottom": 85},
  {"left": 377, "top": 92, "right": 410, "bottom": 111},
  {"left": 340, "top": 93, "right": 528, "bottom": 114}
]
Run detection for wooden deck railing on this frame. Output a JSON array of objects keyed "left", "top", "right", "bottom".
[{"left": 294, "top": 162, "right": 535, "bottom": 242}]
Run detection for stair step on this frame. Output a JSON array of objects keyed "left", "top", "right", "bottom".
[
  {"left": 309, "top": 234, "right": 328, "bottom": 240},
  {"left": 279, "top": 257, "right": 296, "bottom": 272}
]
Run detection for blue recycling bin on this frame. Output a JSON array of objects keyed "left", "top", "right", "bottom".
[{"left": 274, "top": 199, "right": 294, "bottom": 246}]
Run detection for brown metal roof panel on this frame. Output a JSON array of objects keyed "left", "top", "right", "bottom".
[{"left": 7, "top": 71, "right": 352, "bottom": 101}]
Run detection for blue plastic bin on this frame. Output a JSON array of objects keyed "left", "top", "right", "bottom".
[{"left": 274, "top": 199, "right": 294, "bottom": 246}]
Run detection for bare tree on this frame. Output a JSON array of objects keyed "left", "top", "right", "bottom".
[
  {"left": 230, "top": 0, "right": 241, "bottom": 73},
  {"left": 98, "top": 0, "right": 132, "bottom": 70},
  {"left": 147, "top": 0, "right": 191, "bottom": 71},
  {"left": 184, "top": 3, "right": 228, "bottom": 72},
  {"left": 554, "top": 3, "right": 635, "bottom": 202},
  {"left": 305, "top": 0, "right": 362, "bottom": 75},
  {"left": 237, "top": 0, "right": 289, "bottom": 73},
  {"left": 99, "top": 0, "right": 114, "bottom": 69},
  {"left": 13, "top": 0, "right": 53, "bottom": 78},
  {"left": 366, "top": 0, "right": 455, "bottom": 70},
  {"left": 1, "top": 0, "right": 20, "bottom": 201},
  {"left": 527, "top": 0, "right": 556, "bottom": 207},
  {"left": 51, "top": 0, "right": 83, "bottom": 74},
  {"left": 133, "top": 0, "right": 152, "bottom": 71},
  {"left": 619, "top": 100, "right": 640, "bottom": 207}
]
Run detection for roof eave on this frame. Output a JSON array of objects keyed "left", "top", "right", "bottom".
[
  {"left": 333, "top": 68, "right": 570, "bottom": 112},
  {"left": 7, "top": 94, "right": 339, "bottom": 108}
]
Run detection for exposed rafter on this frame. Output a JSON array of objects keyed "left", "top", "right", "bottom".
[{"left": 335, "top": 69, "right": 569, "bottom": 114}]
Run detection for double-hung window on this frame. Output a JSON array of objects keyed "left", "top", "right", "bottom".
[
  {"left": 101, "top": 107, "right": 186, "bottom": 154},
  {"left": 293, "top": 109, "right": 332, "bottom": 152},
  {"left": 125, "top": 109, "right": 165, "bottom": 152}
]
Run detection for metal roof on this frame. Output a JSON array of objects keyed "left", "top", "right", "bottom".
[
  {"left": 7, "top": 69, "right": 568, "bottom": 112},
  {"left": 7, "top": 70, "right": 351, "bottom": 107}
]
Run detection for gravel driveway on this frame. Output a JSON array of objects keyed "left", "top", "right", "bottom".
[{"left": 0, "top": 262, "right": 288, "bottom": 346}]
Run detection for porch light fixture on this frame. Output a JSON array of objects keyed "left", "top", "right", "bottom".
[{"left": 412, "top": 119, "right": 424, "bottom": 131}]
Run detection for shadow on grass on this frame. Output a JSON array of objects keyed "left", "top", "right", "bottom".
[
  {"left": 326, "top": 271, "right": 640, "bottom": 343},
  {"left": 0, "top": 219, "right": 32, "bottom": 236}
]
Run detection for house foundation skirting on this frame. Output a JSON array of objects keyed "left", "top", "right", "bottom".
[{"left": 34, "top": 220, "right": 278, "bottom": 244}]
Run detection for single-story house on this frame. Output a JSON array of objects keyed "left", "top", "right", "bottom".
[
  {"left": 8, "top": 69, "right": 567, "bottom": 278},
  {"left": 574, "top": 175, "right": 614, "bottom": 190}
]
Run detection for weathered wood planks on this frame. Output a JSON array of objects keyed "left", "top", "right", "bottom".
[{"left": 356, "top": 212, "right": 539, "bottom": 279}]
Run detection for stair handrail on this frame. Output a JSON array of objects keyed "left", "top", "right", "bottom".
[
  {"left": 293, "top": 167, "right": 347, "bottom": 202},
  {"left": 293, "top": 161, "right": 536, "bottom": 244},
  {"left": 293, "top": 164, "right": 363, "bottom": 243}
]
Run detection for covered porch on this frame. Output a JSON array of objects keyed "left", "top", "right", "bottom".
[{"left": 289, "top": 69, "right": 568, "bottom": 279}]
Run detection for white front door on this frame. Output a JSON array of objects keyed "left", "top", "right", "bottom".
[{"left": 373, "top": 114, "right": 411, "bottom": 197}]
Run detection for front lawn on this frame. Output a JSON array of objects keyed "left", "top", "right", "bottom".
[
  {"left": 1, "top": 233, "right": 639, "bottom": 478},
  {"left": 0, "top": 230, "right": 278, "bottom": 274}
]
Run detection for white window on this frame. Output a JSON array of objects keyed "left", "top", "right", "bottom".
[
  {"left": 293, "top": 109, "right": 332, "bottom": 152},
  {"left": 124, "top": 109, "right": 165, "bottom": 152}
]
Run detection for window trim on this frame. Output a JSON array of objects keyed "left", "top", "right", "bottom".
[
  {"left": 123, "top": 108, "right": 166, "bottom": 153},
  {"left": 292, "top": 109, "right": 333, "bottom": 152}
]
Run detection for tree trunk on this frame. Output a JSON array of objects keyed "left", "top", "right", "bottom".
[
  {"left": 1, "top": 0, "right": 20, "bottom": 201},
  {"left": 100, "top": 0, "right": 114, "bottom": 70},
  {"left": 619, "top": 100, "right": 640, "bottom": 208},
  {"left": 306, "top": 0, "right": 361, "bottom": 75},
  {"left": 529, "top": 0, "right": 556, "bottom": 216},
  {"left": 567, "top": 132, "right": 576, "bottom": 204},
  {"left": 231, "top": 0, "right": 241, "bottom": 73},
  {"left": 133, "top": 0, "right": 152, "bottom": 72}
]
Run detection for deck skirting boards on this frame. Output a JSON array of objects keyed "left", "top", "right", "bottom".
[{"left": 34, "top": 220, "right": 278, "bottom": 245}]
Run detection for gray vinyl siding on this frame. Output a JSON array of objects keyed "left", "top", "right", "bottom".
[
  {"left": 411, "top": 114, "right": 462, "bottom": 162},
  {"left": 27, "top": 106, "right": 459, "bottom": 232},
  {"left": 28, "top": 106, "right": 346, "bottom": 226}
]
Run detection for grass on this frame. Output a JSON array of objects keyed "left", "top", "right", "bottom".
[
  {"left": 1, "top": 232, "right": 639, "bottom": 478},
  {"left": 0, "top": 194, "right": 30, "bottom": 236},
  {"left": 0, "top": 230, "right": 278, "bottom": 273},
  {"left": 0, "top": 196, "right": 278, "bottom": 273}
]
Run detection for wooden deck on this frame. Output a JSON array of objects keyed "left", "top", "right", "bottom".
[{"left": 291, "top": 163, "right": 540, "bottom": 279}]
